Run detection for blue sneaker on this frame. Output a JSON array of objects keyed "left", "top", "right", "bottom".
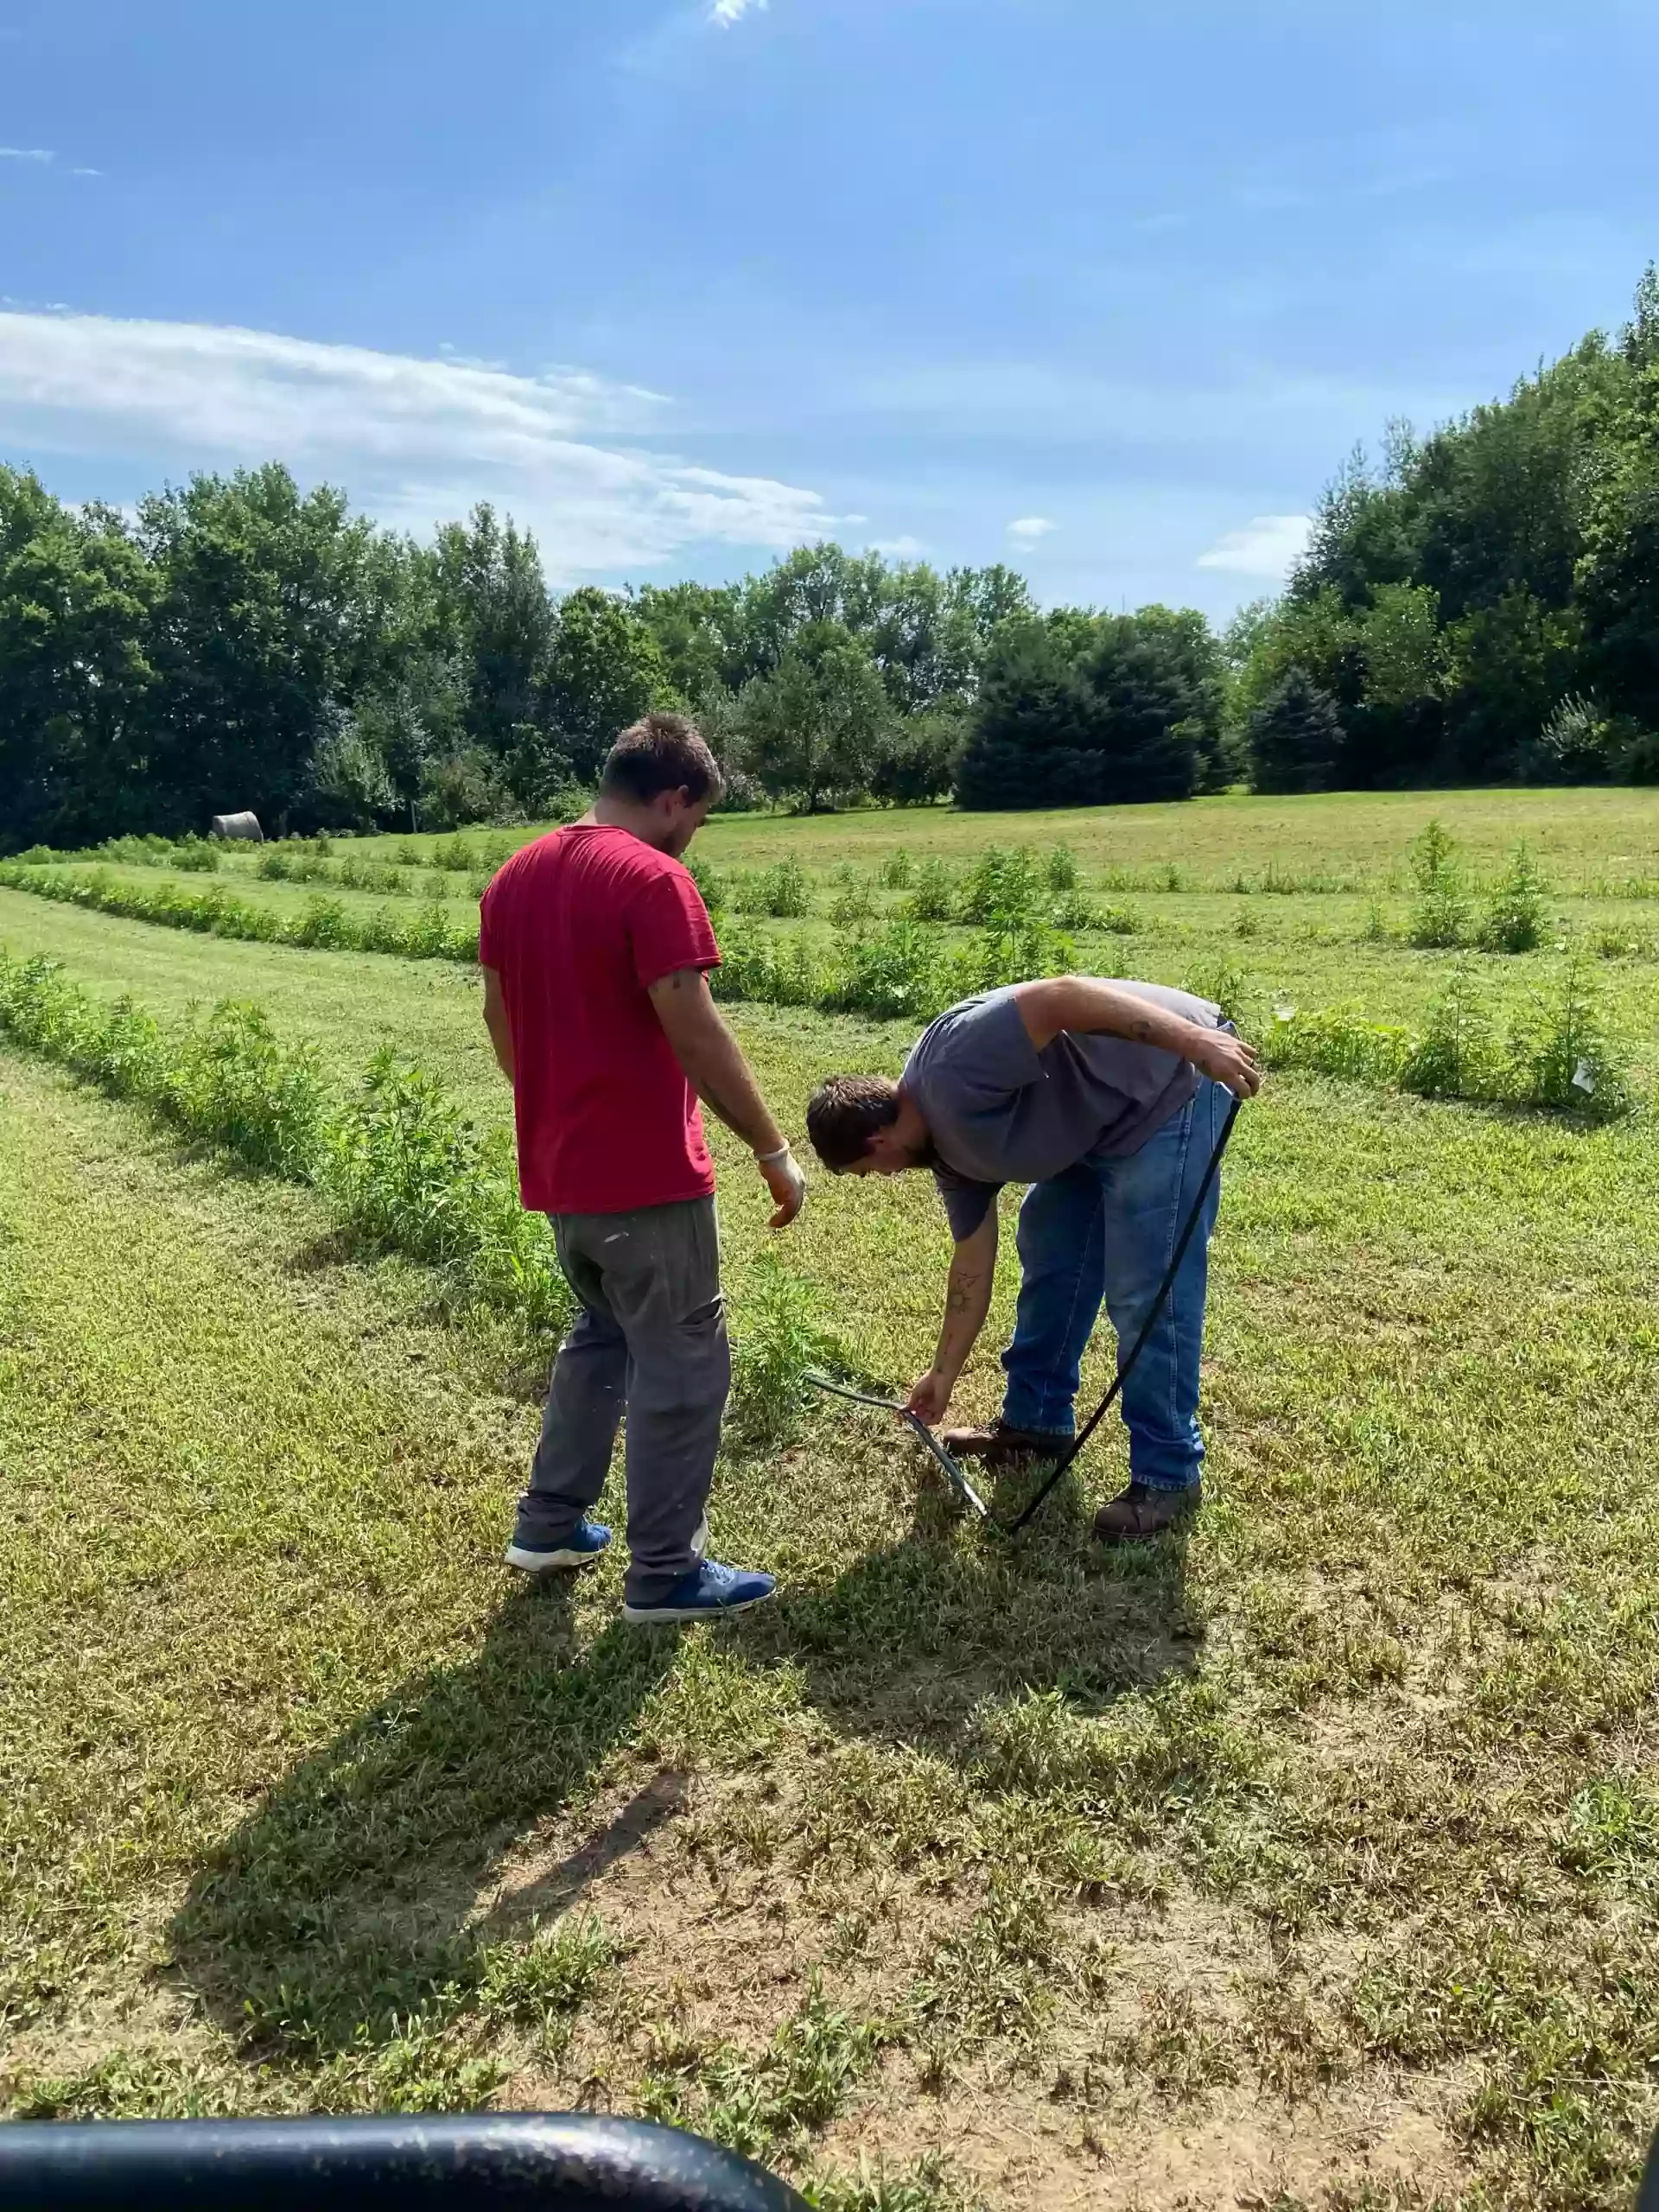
[
  {"left": 622, "top": 1560, "right": 776, "bottom": 1625},
  {"left": 504, "top": 1518, "right": 612, "bottom": 1573}
]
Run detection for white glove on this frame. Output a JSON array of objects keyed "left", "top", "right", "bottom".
[{"left": 756, "top": 1143, "right": 807, "bottom": 1228}]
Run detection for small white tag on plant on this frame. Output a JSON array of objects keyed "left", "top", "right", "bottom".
[{"left": 1572, "top": 1058, "right": 1596, "bottom": 1095}]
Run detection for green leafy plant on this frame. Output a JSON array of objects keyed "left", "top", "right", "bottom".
[
  {"left": 906, "top": 856, "right": 955, "bottom": 922},
  {"left": 880, "top": 850, "right": 915, "bottom": 890},
  {"left": 1265, "top": 1002, "right": 1414, "bottom": 1085},
  {"left": 829, "top": 863, "right": 875, "bottom": 926},
  {"left": 728, "top": 1252, "right": 855, "bottom": 1446},
  {"left": 824, "top": 920, "right": 949, "bottom": 1021},
  {"left": 1478, "top": 842, "right": 1550, "bottom": 954},
  {"left": 165, "top": 1004, "right": 328, "bottom": 1175},
  {"left": 1044, "top": 844, "right": 1079, "bottom": 892},
  {"left": 0, "top": 952, "right": 570, "bottom": 1332},
  {"left": 684, "top": 853, "right": 727, "bottom": 913},
  {"left": 1509, "top": 956, "right": 1632, "bottom": 1120},
  {"left": 1400, "top": 965, "right": 1503, "bottom": 1100},
  {"left": 1408, "top": 820, "right": 1470, "bottom": 949},
  {"left": 955, "top": 845, "right": 1043, "bottom": 926},
  {"left": 734, "top": 859, "right": 812, "bottom": 918}
]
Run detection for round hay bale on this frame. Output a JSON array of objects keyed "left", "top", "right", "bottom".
[{"left": 209, "top": 811, "right": 264, "bottom": 842}]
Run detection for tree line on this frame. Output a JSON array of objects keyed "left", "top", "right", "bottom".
[
  {"left": 3, "top": 268, "right": 1656, "bottom": 850},
  {"left": 1235, "top": 268, "right": 1659, "bottom": 793}
]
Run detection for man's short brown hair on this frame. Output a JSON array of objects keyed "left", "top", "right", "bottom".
[
  {"left": 601, "top": 712, "right": 723, "bottom": 805},
  {"left": 806, "top": 1073, "right": 902, "bottom": 1171}
]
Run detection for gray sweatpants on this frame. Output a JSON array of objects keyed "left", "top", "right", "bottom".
[{"left": 513, "top": 1197, "right": 730, "bottom": 1605}]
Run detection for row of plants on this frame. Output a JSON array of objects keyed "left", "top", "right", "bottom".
[
  {"left": 0, "top": 855, "right": 1647, "bottom": 1107},
  {"left": 0, "top": 864, "right": 482, "bottom": 963},
  {"left": 0, "top": 950, "right": 855, "bottom": 1433},
  {"left": 0, "top": 950, "right": 570, "bottom": 1329},
  {"left": 1256, "top": 957, "right": 1634, "bottom": 1119}
]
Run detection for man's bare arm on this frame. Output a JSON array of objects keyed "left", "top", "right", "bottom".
[
  {"left": 481, "top": 964, "right": 514, "bottom": 1081},
  {"left": 648, "top": 966, "right": 805, "bottom": 1226},
  {"left": 906, "top": 1209, "right": 1000, "bottom": 1425},
  {"left": 1014, "top": 976, "right": 1262, "bottom": 1098}
]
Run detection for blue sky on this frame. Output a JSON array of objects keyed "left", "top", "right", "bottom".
[{"left": 2, "top": 0, "right": 1656, "bottom": 618}]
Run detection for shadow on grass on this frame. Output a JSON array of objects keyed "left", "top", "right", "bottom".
[
  {"left": 168, "top": 1577, "right": 681, "bottom": 2058},
  {"left": 168, "top": 1430, "right": 1198, "bottom": 2067},
  {"left": 752, "top": 1440, "right": 1202, "bottom": 1755}
]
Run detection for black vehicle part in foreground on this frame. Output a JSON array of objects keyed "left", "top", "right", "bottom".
[
  {"left": 806, "top": 1092, "right": 1243, "bottom": 1536},
  {"left": 0, "top": 2113, "right": 809, "bottom": 2210}
]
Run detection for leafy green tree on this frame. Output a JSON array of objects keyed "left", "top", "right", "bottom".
[
  {"left": 541, "top": 586, "right": 671, "bottom": 790},
  {"left": 429, "top": 504, "right": 555, "bottom": 765},
  {"left": 0, "top": 471, "right": 157, "bottom": 847},
  {"left": 737, "top": 545, "right": 890, "bottom": 677},
  {"left": 138, "top": 465, "right": 393, "bottom": 831},
  {"left": 733, "top": 620, "right": 892, "bottom": 810},
  {"left": 1577, "top": 267, "right": 1659, "bottom": 734},
  {"left": 631, "top": 580, "right": 747, "bottom": 702},
  {"left": 1129, "top": 603, "right": 1231, "bottom": 790},
  {"left": 1441, "top": 586, "right": 1581, "bottom": 779},
  {"left": 1246, "top": 667, "right": 1345, "bottom": 795},
  {"left": 1362, "top": 583, "right": 1445, "bottom": 708},
  {"left": 869, "top": 705, "right": 966, "bottom": 805},
  {"left": 733, "top": 543, "right": 1033, "bottom": 721}
]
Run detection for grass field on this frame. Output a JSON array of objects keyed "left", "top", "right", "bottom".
[{"left": 4, "top": 787, "right": 1659, "bottom": 2211}]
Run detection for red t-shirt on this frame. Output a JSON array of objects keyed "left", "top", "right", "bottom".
[{"left": 478, "top": 823, "right": 721, "bottom": 1217}]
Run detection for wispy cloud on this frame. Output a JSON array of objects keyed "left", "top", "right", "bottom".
[
  {"left": 710, "top": 0, "right": 767, "bottom": 23},
  {"left": 868, "top": 533, "right": 926, "bottom": 558},
  {"left": 71, "top": 167, "right": 102, "bottom": 178},
  {"left": 0, "top": 146, "right": 54, "bottom": 163},
  {"left": 1195, "top": 513, "right": 1312, "bottom": 578},
  {"left": 1008, "top": 516, "right": 1058, "bottom": 541},
  {"left": 0, "top": 310, "right": 842, "bottom": 576}
]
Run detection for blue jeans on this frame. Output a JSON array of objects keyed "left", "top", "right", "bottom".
[{"left": 999, "top": 1079, "right": 1228, "bottom": 1492}]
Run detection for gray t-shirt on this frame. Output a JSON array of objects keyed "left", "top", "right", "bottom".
[{"left": 902, "top": 982, "right": 1222, "bottom": 1241}]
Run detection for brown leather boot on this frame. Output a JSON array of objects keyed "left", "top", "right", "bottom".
[
  {"left": 939, "top": 1419, "right": 1070, "bottom": 1466},
  {"left": 1092, "top": 1481, "right": 1202, "bottom": 1545}
]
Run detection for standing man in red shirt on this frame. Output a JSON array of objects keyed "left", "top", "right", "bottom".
[{"left": 479, "top": 714, "right": 806, "bottom": 1624}]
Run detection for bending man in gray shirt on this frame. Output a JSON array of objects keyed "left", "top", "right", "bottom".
[{"left": 805, "top": 977, "right": 1261, "bottom": 1542}]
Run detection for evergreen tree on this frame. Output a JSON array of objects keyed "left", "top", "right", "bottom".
[
  {"left": 958, "top": 608, "right": 1205, "bottom": 810},
  {"left": 1247, "top": 667, "right": 1345, "bottom": 794}
]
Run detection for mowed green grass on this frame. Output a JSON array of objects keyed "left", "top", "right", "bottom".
[
  {"left": 4, "top": 788, "right": 1659, "bottom": 2210},
  {"left": 348, "top": 785, "right": 1659, "bottom": 892}
]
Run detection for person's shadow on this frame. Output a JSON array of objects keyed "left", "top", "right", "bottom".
[{"left": 168, "top": 1421, "right": 1199, "bottom": 2065}]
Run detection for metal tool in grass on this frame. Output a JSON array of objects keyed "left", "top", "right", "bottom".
[
  {"left": 805, "top": 1094, "right": 1243, "bottom": 1536},
  {"left": 801, "top": 1371, "right": 991, "bottom": 1520}
]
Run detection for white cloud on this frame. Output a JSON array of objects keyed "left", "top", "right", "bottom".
[
  {"left": 710, "top": 0, "right": 767, "bottom": 20},
  {"left": 1008, "top": 516, "right": 1058, "bottom": 541},
  {"left": 0, "top": 309, "right": 842, "bottom": 576},
  {"left": 71, "top": 167, "right": 102, "bottom": 178},
  {"left": 0, "top": 147, "right": 54, "bottom": 162},
  {"left": 1195, "top": 513, "right": 1313, "bottom": 579},
  {"left": 868, "top": 533, "right": 925, "bottom": 558}
]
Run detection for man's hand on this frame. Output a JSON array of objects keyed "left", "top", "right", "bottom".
[
  {"left": 906, "top": 1369, "right": 953, "bottom": 1427},
  {"left": 1190, "top": 1027, "right": 1263, "bottom": 1099},
  {"left": 758, "top": 1146, "right": 807, "bottom": 1230}
]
